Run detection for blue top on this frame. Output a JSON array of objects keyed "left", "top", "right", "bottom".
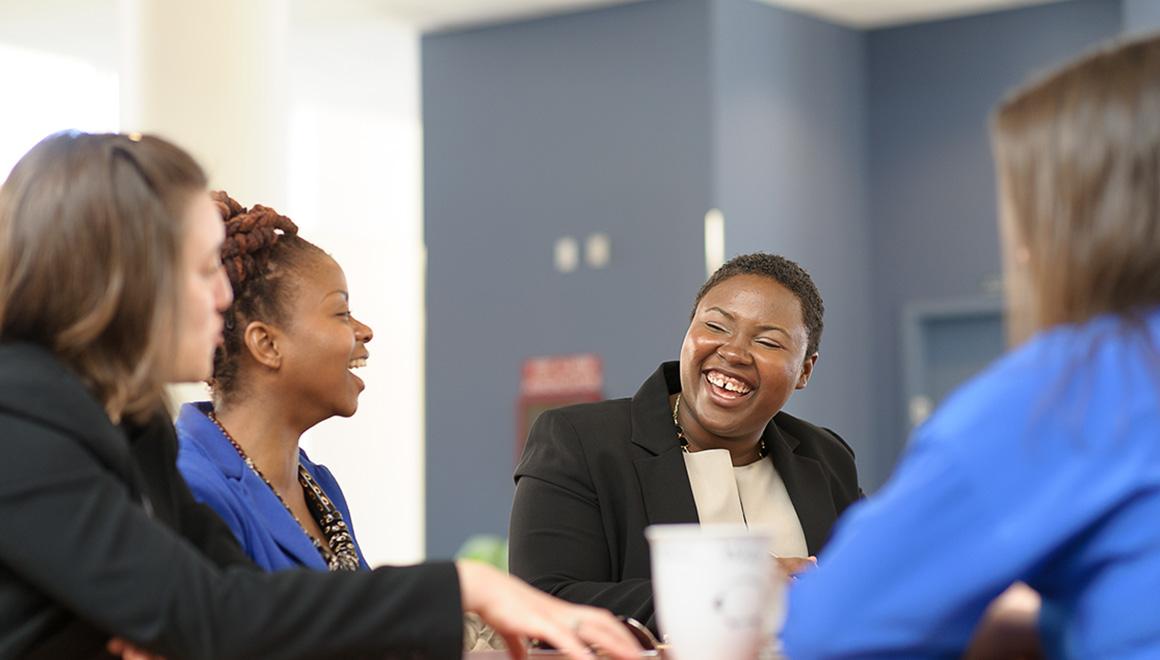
[
  {"left": 782, "top": 309, "right": 1160, "bottom": 659},
  {"left": 176, "top": 402, "right": 369, "bottom": 572}
]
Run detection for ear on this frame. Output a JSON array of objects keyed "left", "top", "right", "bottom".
[
  {"left": 242, "top": 320, "right": 282, "bottom": 370},
  {"left": 795, "top": 353, "right": 818, "bottom": 390}
]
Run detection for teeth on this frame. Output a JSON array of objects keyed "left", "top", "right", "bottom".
[
  {"left": 707, "top": 371, "right": 751, "bottom": 394},
  {"left": 348, "top": 358, "right": 368, "bottom": 369}
]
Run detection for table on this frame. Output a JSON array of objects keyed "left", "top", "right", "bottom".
[{"left": 465, "top": 652, "right": 664, "bottom": 659}]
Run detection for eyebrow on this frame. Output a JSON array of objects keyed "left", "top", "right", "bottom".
[
  {"left": 705, "top": 306, "right": 792, "bottom": 338},
  {"left": 324, "top": 290, "right": 350, "bottom": 303}
]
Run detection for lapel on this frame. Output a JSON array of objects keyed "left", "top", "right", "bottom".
[
  {"left": 176, "top": 403, "right": 328, "bottom": 570},
  {"left": 764, "top": 415, "right": 836, "bottom": 555},
  {"left": 238, "top": 467, "right": 329, "bottom": 569},
  {"left": 630, "top": 362, "right": 699, "bottom": 525}
]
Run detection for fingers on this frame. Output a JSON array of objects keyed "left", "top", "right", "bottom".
[
  {"left": 458, "top": 562, "right": 641, "bottom": 659},
  {"left": 532, "top": 605, "right": 641, "bottom": 660},
  {"left": 570, "top": 607, "right": 643, "bottom": 659},
  {"left": 106, "top": 638, "right": 164, "bottom": 660},
  {"left": 775, "top": 556, "right": 817, "bottom": 577},
  {"left": 500, "top": 631, "right": 527, "bottom": 660}
]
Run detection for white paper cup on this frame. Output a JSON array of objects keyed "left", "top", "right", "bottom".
[{"left": 646, "top": 524, "right": 782, "bottom": 660}]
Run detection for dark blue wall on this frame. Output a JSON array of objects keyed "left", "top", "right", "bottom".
[
  {"left": 422, "top": 0, "right": 1131, "bottom": 557},
  {"left": 865, "top": 0, "right": 1122, "bottom": 487},
  {"left": 422, "top": 0, "right": 714, "bottom": 558},
  {"left": 711, "top": 1, "right": 875, "bottom": 477},
  {"left": 1124, "top": 0, "right": 1160, "bottom": 33}
]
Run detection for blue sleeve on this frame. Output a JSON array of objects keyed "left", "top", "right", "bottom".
[{"left": 781, "top": 430, "right": 1030, "bottom": 658}]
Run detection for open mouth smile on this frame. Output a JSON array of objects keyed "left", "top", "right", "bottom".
[{"left": 704, "top": 369, "right": 755, "bottom": 400}]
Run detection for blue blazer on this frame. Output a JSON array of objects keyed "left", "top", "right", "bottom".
[{"left": 176, "top": 402, "right": 369, "bottom": 572}]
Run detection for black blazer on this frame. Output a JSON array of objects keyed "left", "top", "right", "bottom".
[
  {"left": 0, "top": 342, "right": 462, "bottom": 659},
  {"left": 509, "top": 361, "right": 862, "bottom": 632}
]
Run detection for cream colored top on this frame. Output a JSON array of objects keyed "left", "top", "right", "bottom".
[{"left": 682, "top": 448, "right": 809, "bottom": 557}]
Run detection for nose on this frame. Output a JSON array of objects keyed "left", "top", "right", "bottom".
[
  {"left": 716, "top": 334, "right": 752, "bottom": 365},
  {"left": 353, "top": 315, "right": 374, "bottom": 344},
  {"left": 215, "top": 265, "right": 233, "bottom": 311}
]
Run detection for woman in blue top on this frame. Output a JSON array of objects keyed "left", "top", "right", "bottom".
[
  {"left": 177, "top": 191, "right": 372, "bottom": 572},
  {"left": 783, "top": 34, "right": 1160, "bottom": 658}
]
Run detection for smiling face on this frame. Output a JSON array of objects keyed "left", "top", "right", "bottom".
[
  {"left": 273, "top": 254, "right": 374, "bottom": 420},
  {"left": 678, "top": 274, "right": 816, "bottom": 447}
]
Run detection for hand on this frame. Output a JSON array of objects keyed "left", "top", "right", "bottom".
[
  {"left": 775, "top": 555, "right": 817, "bottom": 580},
  {"left": 106, "top": 637, "right": 165, "bottom": 660},
  {"left": 455, "top": 559, "right": 642, "bottom": 659},
  {"left": 964, "top": 583, "right": 1043, "bottom": 660}
]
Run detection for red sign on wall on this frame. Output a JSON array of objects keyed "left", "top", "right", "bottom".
[{"left": 516, "top": 353, "right": 603, "bottom": 462}]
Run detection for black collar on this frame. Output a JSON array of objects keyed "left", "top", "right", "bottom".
[{"left": 0, "top": 342, "right": 143, "bottom": 491}]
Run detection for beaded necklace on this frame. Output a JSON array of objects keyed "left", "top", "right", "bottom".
[
  {"left": 207, "top": 411, "right": 360, "bottom": 572},
  {"left": 671, "top": 393, "right": 767, "bottom": 460},
  {"left": 671, "top": 393, "right": 767, "bottom": 527}
]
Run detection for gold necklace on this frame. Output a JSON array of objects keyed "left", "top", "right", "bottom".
[
  {"left": 671, "top": 393, "right": 767, "bottom": 460},
  {"left": 206, "top": 411, "right": 361, "bottom": 572}
]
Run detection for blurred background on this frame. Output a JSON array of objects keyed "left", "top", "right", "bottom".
[{"left": 2, "top": 0, "right": 1157, "bottom": 564}]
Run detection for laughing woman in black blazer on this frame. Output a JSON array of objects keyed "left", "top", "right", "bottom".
[{"left": 509, "top": 253, "right": 863, "bottom": 632}]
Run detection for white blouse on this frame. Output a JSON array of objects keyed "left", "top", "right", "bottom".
[{"left": 682, "top": 448, "right": 809, "bottom": 558}]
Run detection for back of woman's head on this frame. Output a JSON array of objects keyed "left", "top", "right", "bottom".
[
  {"left": 210, "top": 191, "right": 325, "bottom": 400},
  {"left": 993, "top": 33, "right": 1160, "bottom": 338},
  {"left": 0, "top": 131, "right": 206, "bottom": 421}
]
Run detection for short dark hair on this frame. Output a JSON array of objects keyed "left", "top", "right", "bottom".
[{"left": 692, "top": 252, "right": 824, "bottom": 357}]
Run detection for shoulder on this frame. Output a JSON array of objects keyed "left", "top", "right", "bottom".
[
  {"left": 533, "top": 399, "right": 632, "bottom": 439},
  {"left": 919, "top": 314, "right": 1160, "bottom": 474},
  {"left": 523, "top": 398, "right": 633, "bottom": 458},
  {"left": 176, "top": 439, "right": 246, "bottom": 524},
  {"left": 0, "top": 407, "right": 98, "bottom": 479},
  {"left": 516, "top": 398, "right": 633, "bottom": 481},
  {"left": 772, "top": 411, "right": 863, "bottom": 503},
  {"left": 923, "top": 317, "right": 1131, "bottom": 448},
  {"left": 773, "top": 411, "right": 856, "bottom": 462}
]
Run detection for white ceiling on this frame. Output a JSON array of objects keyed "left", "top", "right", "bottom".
[
  {"left": 350, "top": 0, "right": 1067, "bottom": 31},
  {"left": 757, "top": 0, "right": 1065, "bottom": 28}
]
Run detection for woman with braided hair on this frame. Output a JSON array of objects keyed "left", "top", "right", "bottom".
[
  {"left": 0, "top": 131, "right": 641, "bottom": 659},
  {"left": 176, "top": 191, "right": 372, "bottom": 572}
]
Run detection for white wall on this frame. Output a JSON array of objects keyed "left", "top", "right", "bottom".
[
  {"left": 0, "top": 0, "right": 426, "bottom": 566},
  {"left": 0, "top": 0, "right": 119, "bottom": 177},
  {"left": 285, "top": 13, "right": 426, "bottom": 566}
]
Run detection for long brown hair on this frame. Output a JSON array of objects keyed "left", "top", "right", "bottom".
[
  {"left": 992, "top": 34, "right": 1160, "bottom": 343},
  {"left": 0, "top": 132, "right": 207, "bottom": 422}
]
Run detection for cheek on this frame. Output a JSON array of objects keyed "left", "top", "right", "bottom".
[
  {"left": 681, "top": 330, "right": 713, "bottom": 359},
  {"left": 179, "top": 277, "right": 213, "bottom": 327}
]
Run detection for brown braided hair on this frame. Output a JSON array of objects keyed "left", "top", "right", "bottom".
[{"left": 210, "top": 191, "right": 325, "bottom": 398}]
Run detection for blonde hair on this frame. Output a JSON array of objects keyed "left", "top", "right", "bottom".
[
  {"left": 0, "top": 132, "right": 207, "bottom": 422},
  {"left": 992, "top": 34, "right": 1160, "bottom": 342}
]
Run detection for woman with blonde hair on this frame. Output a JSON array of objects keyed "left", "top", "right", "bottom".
[
  {"left": 0, "top": 131, "right": 640, "bottom": 659},
  {"left": 783, "top": 33, "right": 1160, "bottom": 658}
]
